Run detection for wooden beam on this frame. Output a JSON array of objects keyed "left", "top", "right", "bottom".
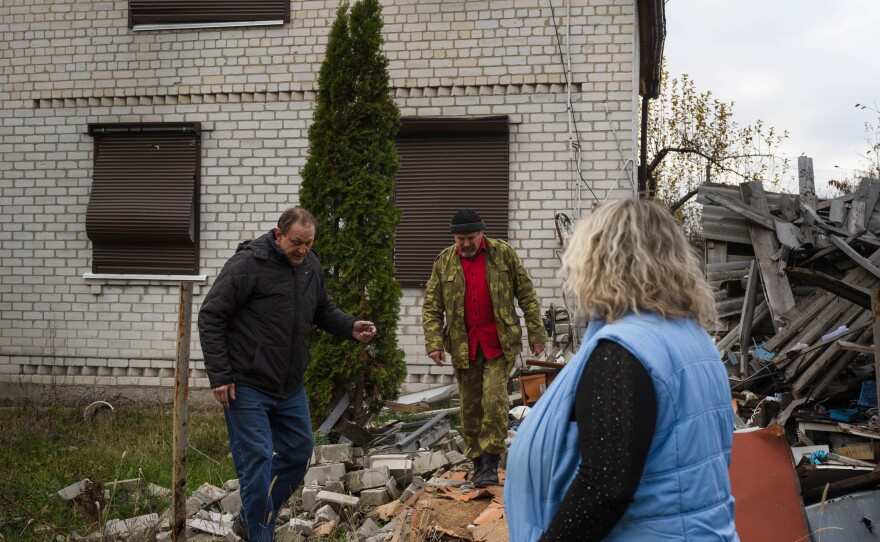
[
  {"left": 703, "top": 190, "right": 776, "bottom": 230},
  {"left": 717, "top": 301, "right": 769, "bottom": 354},
  {"left": 828, "top": 235, "right": 880, "bottom": 281},
  {"left": 837, "top": 340, "right": 874, "bottom": 354},
  {"left": 742, "top": 181, "right": 795, "bottom": 332},
  {"left": 798, "top": 231, "right": 862, "bottom": 266},
  {"left": 785, "top": 267, "right": 872, "bottom": 310},
  {"left": 738, "top": 261, "right": 760, "bottom": 378},
  {"left": 874, "top": 289, "right": 880, "bottom": 413},
  {"left": 799, "top": 156, "right": 817, "bottom": 246},
  {"left": 803, "top": 204, "right": 880, "bottom": 248}
]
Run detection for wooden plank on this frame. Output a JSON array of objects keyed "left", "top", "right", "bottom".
[
  {"left": 172, "top": 281, "right": 194, "bottom": 542},
  {"left": 742, "top": 181, "right": 795, "bottom": 332},
  {"left": 828, "top": 235, "right": 880, "bottom": 281},
  {"left": 784, "top": 310, "right": 868, "bottom": 381},
  {"left": 705, "top": 240, "right": 728, "bottom": 266},
  {"left": 829, "top": 198, "right": 847, "bottom": 225},
  {"left": 738, "top": 261, "right": 760, "bottom": 378},
  {"left": 798, "top": 231, "right": 862, "bottom": 266},
  {"left": 815, "top": 192, "right": 855, "bottom": 211},
  {"left": 799, "top": 156, "right": 817, "bottom": 246},
  {"left": 717, "top": 301, "right": 769, "bottom": 354},
  {"left": 765, "top": 246, "right": 880, "bottom": 352},
  {"left": 792, "top": 311, "right": 871, "bottom": 394},
  {"left": 874, "top": 289, "right": 880, "bottom": 413},
  {"left": 802, "top": 204, "right": 880, "bottom": 247},
  {"left": 785, "top": 267, "right": 872, "bottom": 310},
  {"left": 837, "top": 340, "right": 874, "bottom": 354},
  {"left": 848, "top": 200, "right": 867, "bottom": 234},
  {"left": 703, "top": 190, "right": 776, "bottom": 230},
  {"left": 863, "top": 180, "right": 880, "bottom": 229}
]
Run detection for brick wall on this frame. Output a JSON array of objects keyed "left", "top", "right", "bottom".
[{"left": 0, "top": 0, "right": 639, "bottom": 400}]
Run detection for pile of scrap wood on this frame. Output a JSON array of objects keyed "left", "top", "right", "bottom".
[{"left": 699, "top": 158, "right": 880, "bottom": 517}]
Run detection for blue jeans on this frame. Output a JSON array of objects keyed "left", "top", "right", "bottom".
[{"left": 224, "top": 385, "right": 314, "bottom": 542}]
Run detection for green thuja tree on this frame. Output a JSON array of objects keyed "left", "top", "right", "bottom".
[{"left": 300, "top": 0, "right": 406, "bottom": 425}]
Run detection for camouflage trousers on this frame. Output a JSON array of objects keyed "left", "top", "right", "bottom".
[{"left": 454, "top": 348, "right": 514, "bottom": 460}]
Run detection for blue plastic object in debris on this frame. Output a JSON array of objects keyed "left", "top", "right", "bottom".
[
  {"left": 753, "top": 346, "right": 775, "bottom": 362},
  {"left": 829, "top": 408, "right": 859, "bottom": 422},
  {"left": 809, "top": 450, "right": 828, "bottom": 465},
  {"left": 859, "top": 380, "right": 878, "bottom": 409}
]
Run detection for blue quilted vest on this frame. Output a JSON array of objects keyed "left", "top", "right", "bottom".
[{"left": 505, "top": 313, "right": 738, "bottom": 541}]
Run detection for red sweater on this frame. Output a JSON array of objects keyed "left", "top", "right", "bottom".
[{"left": 459, "top": 238, "right": 504, "bottom": 360}]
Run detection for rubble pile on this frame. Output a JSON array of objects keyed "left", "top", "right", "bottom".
[
  {"left": 699, "top": 167, "right": 880, "bottom": 538},
  {"left": 55, "top": 421, "right": 510, "bottom": 542}
]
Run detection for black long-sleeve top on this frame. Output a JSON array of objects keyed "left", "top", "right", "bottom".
[{"left": 540, "top": 340, "right": 658, "bottom": 542}]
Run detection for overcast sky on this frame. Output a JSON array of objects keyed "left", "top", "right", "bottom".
[{"left": 664, "top": 0, "right": 880, "bottom": 194}]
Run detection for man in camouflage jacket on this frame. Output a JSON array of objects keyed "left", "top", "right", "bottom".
[{"left": 423, "top": 209, "right": 547, "bottom": 487}]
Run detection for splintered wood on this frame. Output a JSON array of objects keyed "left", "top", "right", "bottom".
[{"left": 699, "top": 173, "right": 880, "bottom": 401}]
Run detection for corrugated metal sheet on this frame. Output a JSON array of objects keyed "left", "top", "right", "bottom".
[
  {"left": 394, "top": 117, "right": 509, "bottom": 287},
  {"left": 87, "top": 123, "right": 201, "bottom": 275},
  {"left": 699, "top": 185, "right": 792, "bottom": 245},
  {"left": 129, "top": 0, "right": 290, "bottom": 27}
]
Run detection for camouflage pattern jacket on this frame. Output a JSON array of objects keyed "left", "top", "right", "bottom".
[{"left": 422, "top": 236, "right": 548, "bottom": 369}]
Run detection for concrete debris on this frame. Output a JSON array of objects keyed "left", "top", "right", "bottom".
[
  {"left": 346, "top": 466, "right": 392, "bottom": 492},
  {"left": 304, "top": 462, "right": 346, "bottom": 486},
  {"left": 218, "top": 489, "right": 242, "bottom": 516},
  {"left": 316, "top": 490, "right": 360, "bottom": 511},
  {"left": 60, "top": 404, "right": 501, "bottom": 541},
  {"left": 314, "top": 503, "right": 340, "bottom": 524},
  {"left": 104, "top": 512, "right": 159, "bottom": 537},
  {"left": 314, "top": 443, "right": 354, "bottom": 465},
  {"left": 57, "top": 479, "right": 91, "bottom": 501}
]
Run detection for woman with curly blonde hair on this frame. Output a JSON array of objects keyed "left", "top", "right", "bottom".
[{"left": 505, "top": 199, "right": 738, "bottom": 542}]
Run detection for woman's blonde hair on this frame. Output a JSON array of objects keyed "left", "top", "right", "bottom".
[{"left": 561, "top": 198, "right": 717, "bottom": 328}]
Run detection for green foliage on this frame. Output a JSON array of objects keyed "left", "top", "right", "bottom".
[
  {"left": 643, "top": 64, "right": 789, "bottom": 238},
  {"left": 0, "top": 404, "right": 235, "bottom": 541},
  {"left": 301, "top": 0, "right": 406, "bottom": 424}
]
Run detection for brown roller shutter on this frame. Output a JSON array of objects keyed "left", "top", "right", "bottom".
[
  {"left": 394, "top": 117, "right": 509, "bottom": 287},
  {"left": 129, "top": 0, "right": 290, "bottom": 27},
  {"left": 87, "top": 123, "right": 201, "bottom": 275}
]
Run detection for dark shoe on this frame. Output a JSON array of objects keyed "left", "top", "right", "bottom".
[
  {"left": 232, "top": 514, "right": 249, "bottom": 541},
  {"left": 470, "top": 455, "right": 485, "bottom": 483},
  {"left": 474, "top": 454, "right": 500, "bottom": 488}
]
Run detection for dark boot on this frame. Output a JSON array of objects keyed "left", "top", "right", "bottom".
[
  {"left": 470, "top": 455, "right": 485, "bottom": 483},
  {"left": 231, "top": 514, "right": 249, "bottom": 541},
  {"left": 474, "top": 453, "right": 500, "bottom": 488}
]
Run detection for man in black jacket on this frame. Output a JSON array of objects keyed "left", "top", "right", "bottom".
[{"left": 199, "top": 207, "right": 375, "bottom": 542}]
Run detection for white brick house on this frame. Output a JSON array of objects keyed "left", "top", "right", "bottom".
[{"left": 0, "top": 0, "right": 664, "bottom": 402}]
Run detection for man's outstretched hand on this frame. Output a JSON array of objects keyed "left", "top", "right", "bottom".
[{"left": 352, "top": 321, "right": 377, "bottom": 343}]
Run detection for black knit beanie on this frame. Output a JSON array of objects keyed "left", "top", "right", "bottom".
[{"left": 449, "top": 209, "right": 485, "bottom": 233}]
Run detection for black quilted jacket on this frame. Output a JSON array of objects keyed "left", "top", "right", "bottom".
[{"left": 198, "top": 231, "right": 356, "bottom": 397}]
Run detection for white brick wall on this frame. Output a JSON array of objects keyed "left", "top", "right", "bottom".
[{"left": 0, "top": 0, "right": 639, "bottom": 398}]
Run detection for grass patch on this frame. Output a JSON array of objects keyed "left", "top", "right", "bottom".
[{"left": 0, "top": 404, "right": 236, "bottom": 541}]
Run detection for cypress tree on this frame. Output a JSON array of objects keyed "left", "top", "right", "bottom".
[{"left": 300, "top": 0, "right": 405, "bottom": 424}]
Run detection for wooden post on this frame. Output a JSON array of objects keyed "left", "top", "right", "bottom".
[
  {"left": 798, "top": 156, "right": 817, "bottom": 246},
  {"left": 172, "top": 281, "right": 194, "bottom": 542},
  {"left": 873, "top": 289, "right": 880, "bottom": 413},
  {"left": 738, "top": 261, "right": 760, "bottom": 378},
  {"left": 742, "top": 181, "right": 795, "bottom": 332}
]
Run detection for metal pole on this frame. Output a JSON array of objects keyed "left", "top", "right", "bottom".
[
  {"left": 172, "top": 281, "right": 194, "bottom": 542},
  {"left": 873, "top": 289, "right": 880, "bottom": 415}
]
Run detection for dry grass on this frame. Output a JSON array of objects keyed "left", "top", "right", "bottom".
[{"left": 0, "top": 403, "right": 235, "bottom": 541}]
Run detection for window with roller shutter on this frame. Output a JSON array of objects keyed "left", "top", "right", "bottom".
[
  {"left": 86, "top": 123, "right": 201, "bottom": 275},
  {"left": 394, "top": 116, "right": 510, "bottom": 287},
  {"left": 128, "top": 0, "right": 290, "bottom": 29}
]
